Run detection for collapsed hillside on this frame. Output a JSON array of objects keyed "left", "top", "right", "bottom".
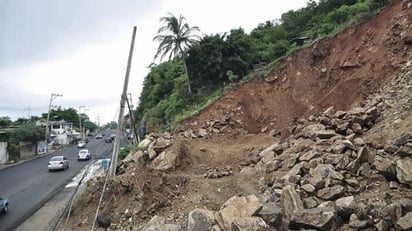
[{"left": 60, "top": 1, "right": 412, "bottom": 230}]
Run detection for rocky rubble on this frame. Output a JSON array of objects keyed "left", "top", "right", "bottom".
[{"left": 107, "top": 63, "right": 412, "bottom": 230}]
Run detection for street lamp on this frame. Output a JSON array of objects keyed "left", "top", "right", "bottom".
[{"left": 45, "top": 93, "right": 62, "bottom": 153}]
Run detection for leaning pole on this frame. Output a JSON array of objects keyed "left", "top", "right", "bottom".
[{"left": 110, "top": 26, "right": 137, "bottom": 179}]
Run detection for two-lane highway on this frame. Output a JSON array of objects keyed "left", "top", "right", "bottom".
[{"left": 0, "top": 133, "right": 114, "bottom": 231}]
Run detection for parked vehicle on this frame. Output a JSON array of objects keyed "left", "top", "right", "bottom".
[
  {"left": 48, "top": 156, "right": 69, "bottom": 171},
  {"left": 0, "top": 198, "right": 8, "bottom": 214},
  {"left": 78, "top": 149, "right": 91, "bottom": 161},
  {"left": 77, "top": 140, "right": 86, "bottom": 148}
]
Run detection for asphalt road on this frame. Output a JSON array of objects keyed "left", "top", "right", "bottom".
[{"left": 0, "top": 132, "right": 116, "bottom": 231}]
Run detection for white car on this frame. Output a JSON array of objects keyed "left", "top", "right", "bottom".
[
  {"left": 77, "top": 140, "right": 86, "bottom": 148},
  {"left": 78, "top": 149, "right": 91, "bottom": 161},
  {"left": 48, "top": 156, "right": 69, "bottom": 172}
]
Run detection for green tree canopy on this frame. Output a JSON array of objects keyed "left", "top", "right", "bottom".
[{"left": 153, "top": 12, "right": 200, "bottom": 93}]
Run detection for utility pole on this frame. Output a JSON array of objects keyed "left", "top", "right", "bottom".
[
  {"left": 78, "top": 106, "right": 85, "bottom": 140},
  {"left": 110, "top": 26, "right": 137, "bottom": 179},
  {"left": 45, "top": 93, "right": 62, "bottom": 153}
]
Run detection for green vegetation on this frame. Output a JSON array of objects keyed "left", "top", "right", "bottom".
[
  {"left": 134, "top": 0, "right": 390, "bottom": 131},
  {"left": 153, "top": 12, "right": 200, "bottom": 93},
  {"left": 41, "top": 107, "right": 98, "bottom": 132}
]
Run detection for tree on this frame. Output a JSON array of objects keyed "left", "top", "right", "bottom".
[
  {"left": 0, "top": 117, "right": 12, "bottom": 127},
  {"left": 153, "top": 12, "right": 200, "bottom": 93}
]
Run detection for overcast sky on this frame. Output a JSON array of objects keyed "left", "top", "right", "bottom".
[{"left": 0, "top": 0, "right": 309, "bottom": 125}]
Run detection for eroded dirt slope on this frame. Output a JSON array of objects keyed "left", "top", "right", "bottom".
[{"left": 181, "top": 0, "right": 412, "bottom": 138}]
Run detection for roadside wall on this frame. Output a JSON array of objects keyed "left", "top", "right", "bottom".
[
  {"left": 20, "top": 142, "right": 36, "bottom": 159},
  {"left": 0, "top": 142, "right": 8, "bottom": 163}
]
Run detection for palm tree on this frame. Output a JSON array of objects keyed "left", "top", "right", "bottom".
[{"left": 153, "top": 13, "right": 200, "bottom": 93}]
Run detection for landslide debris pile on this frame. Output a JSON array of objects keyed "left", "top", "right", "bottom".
[
  {"left": 60, "top": 1, "right": 412, "bottom": 230},
  {"left": 64, "top": 60, "right": 412, "bottom": 231}
]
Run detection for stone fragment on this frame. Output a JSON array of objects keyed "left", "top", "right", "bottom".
[
  {"left": 281, "top": 185, "right": 304, "bottom": 219},
  {"left": 215, "top": 195, "right": 262, "bottom": 231},
  {"left": 396, "top": 212, "right": 412, "bottom": 231},
  {"left": 231, "top": 217, "right": 272, "bottom": 231},
  {"left": 142, "top": 216, "right": 165, "bottom": 231},
  {"left": 316, "top": 185, "right": 345, "bottom": 200},
  {"left": 373, "top": 155, "right": 396, "bottom": 179},
  {"left": 349, "top": 214, "right": 369, "bottom": 229},
  {"left": 257, "top": 202, "right": 283, "bottom": 230},
  {"left": 97, "top": 215, "right": 111, "bottom": 228},
  {"left": 187, "top": 209, "right": 216, "bottom": 231},
  {"left": 290, "top": 206, "right": 337, "bottom": 231},
  {"left": 335, "top": 196, "right": 356, "bottom": 219},
  {"left": 396, "top": 158, "right": 412, "bottom": 186}
]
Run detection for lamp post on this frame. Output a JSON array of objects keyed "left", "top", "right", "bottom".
[
  {"left": 45, "top": 93, "right": 62, "bottom": 153},
  {"left": 78, "top": 106, "right": 85, "bottom": 140}
]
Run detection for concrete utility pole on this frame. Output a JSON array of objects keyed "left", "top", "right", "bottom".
[
  {"left": 110, "top": 26, "right": 137, "bottom": 179},
  {"left": 45, "top": 93, "right": 62, "bottom": 153},
  {"left": 78, "top": 106, "right": 85, "bottom": 140}
]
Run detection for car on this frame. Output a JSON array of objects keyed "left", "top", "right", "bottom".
[
  {"left": 0, "top": 198, "right": 9, "bottom": 214},
  {"left": 104, "top": 137, "right": 112, "bottom": 143},
  {"left": 96, "top": 134, "right": 103, "bottom": 139},
  {"left": 110, "top": 134, "right": 116, "bottom": 141},
  {"left": 48, "top": 156, "right": 69, "bottom": 172},
  {"left": 78, "top": 149, "right": 91, "bottom": 161},
  {"left": 77, "top": 140, "right": 86, "bottom": 148}
]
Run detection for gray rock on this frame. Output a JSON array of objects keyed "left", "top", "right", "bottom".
[
  {"left": 314, "top": 130, "right": 338, "bottom": 139},
  {"left": 374, "top": 219, "right": 389, "bottom": 231},
  {"left": 349, "top": 214, "right": 369, "bottom": 229},
  {"left": 373, "top": 155, "right": 396, "bottom": 179},
  {"left": 231, "top": 217, "right": 272, "bottom": 231},
  {"left": 142, "top": 215, "right": 165, "bottom": 231},
  {"left": 300, "top": 124, "right": 326, "bottom": 139},
  {"left": 342, "top": 140, "right": 356, "bottom": 150},
  {"left": 281, "top": 185, "right": 304, "bottom": 219},
  {"left": 97, "top": 215, "right": 111, "bottom": 228},
  {"left": 396, "top": 158, "right": 412, "bottom": 186},
  {"left": 301, "top": 184, "right": 316, "bottom": 193},
  {"left": 335, "top": 196, "right": 356, "bottom": 219},
  {"left": 257, "top": 202, "right": 283, "bottom": 229},
  {"left": 394, "top": 133, "right": 412, "bottom": 146},
  {"left": 290, "top": 206, "right": 337, "bottom": 231},
  {"left": 215, "top": 195, "right": 262, "bottom": 231},
  {"left": 302, "top": 197, "right": 319, "bottom": 209},
  {"left": 353, "top": 137, "right": 365, "bottom": 146},
  {"left": 396, "top": 212, "right": 412, "bottom": 231},
  {"left": 187, "top": 208, "right": 215, "bottom": 231},
  {"left": 396, "top": 146, "right": 412, "bottom": 157},
  {"left": 316, "top": 185, "right": 346, "bottom": 200}
]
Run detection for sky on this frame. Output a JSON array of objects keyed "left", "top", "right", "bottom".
[{"left": 0, "top": 0, "right": 309, "bottom": 125}]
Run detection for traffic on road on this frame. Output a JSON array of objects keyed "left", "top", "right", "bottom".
[{"left": 0, "top": 130, "right": 121, "bottom": 230}]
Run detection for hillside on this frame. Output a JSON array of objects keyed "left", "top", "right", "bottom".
[{"left": 60, "top": 0, "right": 412, "bottom": 230}]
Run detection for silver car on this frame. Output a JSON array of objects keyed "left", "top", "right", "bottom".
[
  {"left": 48, "top": 156, "right": 69, "bottom": 172},
  {"left": 77, "top": 140, "right": 86, "bottom": 148}
]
